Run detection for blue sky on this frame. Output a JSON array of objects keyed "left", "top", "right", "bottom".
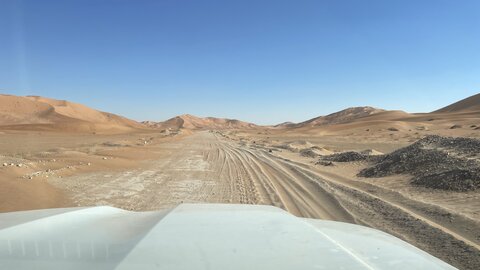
[{"left": 1, "top": 0, "right": 479, "bottom": 124}]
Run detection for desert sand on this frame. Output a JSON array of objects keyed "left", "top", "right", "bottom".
[{"left": 0, "top": 93, "right": 479, "bottom": 269}]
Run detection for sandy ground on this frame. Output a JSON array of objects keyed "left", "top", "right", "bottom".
[{"left": 0, "top": 129, "right": 479, "bottom": 269}]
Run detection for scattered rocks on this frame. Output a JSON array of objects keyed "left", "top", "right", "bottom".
[
  {"left": 316, "top": 160, "right": 334, "bottom": 166},
  {"left": 300, "top": 146, "right": 334, "bottom": 158},
  {"left": 16, "top": 164, "right": 23, "bottom": 168},
  {"left": 359, "top": 135, "right": 480, "bottom": 191},
  {"left": 2, "top": 163, "right": 7, "bottom": 167},
  {"left": 321, "top": 151, "right": 368, "bottom": 162},
  {"left": 300, "top": 148, "right": 319, "bottom": 158}
]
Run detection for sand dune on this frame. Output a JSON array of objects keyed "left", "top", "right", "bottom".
[
  {"left": 289, "top": 106, "right": 385, "bottom": 128},
  {"left": 0, "top": 94, "right": 145, "bottom": 133},
  {"left": 143, "top": 114, "right": 258, "bottom": 130},
  {"left": 434, "top": 93, "right": 480, "bottom": 113},
  {"left": 0, "top": 94, "right": 68, "bottom": 125},
  {"left": 276, "top": 93, "right": 480, "bottom": 139},
  {"left": 3, "top": 92, "right": 479, "bottom": 135},
  {"left": 10, "top": 91, "right": 470, "bottom": 135}
]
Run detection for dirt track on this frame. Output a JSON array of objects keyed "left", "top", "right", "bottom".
[
  {"left": 54, "top": 132, "right": 353, "bottom": 221},
  {"left": 51, "top": 131, "right": 480, "bottom": 269}
]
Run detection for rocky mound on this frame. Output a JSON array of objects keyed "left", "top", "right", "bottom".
[
  {"left": 321, "top": 151, "right": 369, "bottom": 162},
  {"left": 412, "top": 169, "right": 480, "bottom": 191},
  {"left": 359, "top": 135, "right": 480, "bottom": 191},
  {"left": 299, "top": 148, "right": 318, "bottom": 158}
]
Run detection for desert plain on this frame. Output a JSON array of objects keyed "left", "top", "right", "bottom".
[{"left": 0, "top": 93, "right": 479, "bottom": 269}]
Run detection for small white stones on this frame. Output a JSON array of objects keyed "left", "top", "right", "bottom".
[
  {"left": 87, "top": 162, "right": 91, "bottom": 166},
  {"left": 2, "top": 163, "right": 7, "bottom": 167},
  {"left": 16, "top": 164, "right": 23, "bottom": 167},
  {"left": 102, "top": 157, "right": 107, "bottom": 160}
]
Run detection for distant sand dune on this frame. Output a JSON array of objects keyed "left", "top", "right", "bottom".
[
  {"left": 143, "top": 114, "right": 258, "bottom": 130},
  {"left": 1, "top": 92, "right": 479, "bottom": 135},
  {"left": 0, "top": 94, "right": 145, "bottom": 133},
  {"left": 434, "top": 93, "right": 480, "bottom": 113}
]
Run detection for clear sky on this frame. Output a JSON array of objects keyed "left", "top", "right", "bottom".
[{"left": 1, "top": 0, "right": 479, "bottom": 124}]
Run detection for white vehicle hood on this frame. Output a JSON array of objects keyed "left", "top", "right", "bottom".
[{"left": 0, "top": 204, "right": 456, "bottom": 269}]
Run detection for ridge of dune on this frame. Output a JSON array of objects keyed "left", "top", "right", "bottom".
[
  {"left": 26, "top": 95, "right": 143, "bottom": 129},
  {"left": 433, "top": 93, "right": 480, "bottom": 113},
  {"left": 0, "top": 94, "right": 144, "bottom": 133},
  {"left": 350, "top": 110, "right": 412, "bottom": 122},
  {"left": 289, "top": 106, "right": 386, "bottom": 128},
  {"left": 3, "top": 92, "right": 479, "bottom": 133},
  {"left": 26, "top": 96, "right": 111, "bottom": 123},
  {"left": 0, "top": 94, "right": 70, "bottom": 125}
]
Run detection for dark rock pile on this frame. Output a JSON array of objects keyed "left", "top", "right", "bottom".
[
  {"left": 321, "top": 151, "right": 368, "bottom": 162},
  {"left": 358, "top": 135, "right": 480, "bottom": 191},
  {"left": 299, "top": 148, "right": 319, "bottom": 158},
  {"left": 316, "top": 160, "right": 334, "bottom": 166},
  {"left": 412, "top": 169, "right": 480, "bottom": 191}
]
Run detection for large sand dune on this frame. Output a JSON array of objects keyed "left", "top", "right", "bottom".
[
  {"left": 276, "top": 93, "right": 480, "bottom": 139},
  {"left": 0, "top": 94, "right": 145, "bottom": 133},
  {"left": 293, "top": 106, "right": 386, "bottom": 128}
]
